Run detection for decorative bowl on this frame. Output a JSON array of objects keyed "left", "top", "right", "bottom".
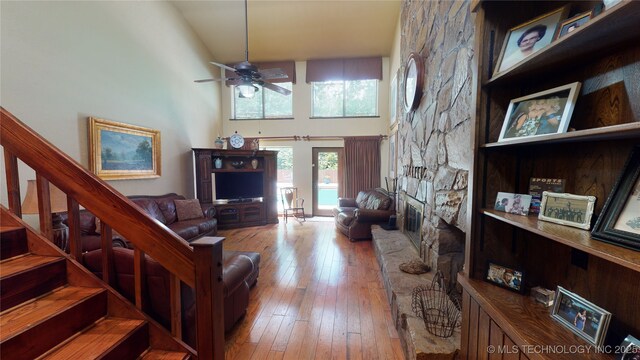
[{"left": 231, "top": 161, "right": 245, "bottom": 169}]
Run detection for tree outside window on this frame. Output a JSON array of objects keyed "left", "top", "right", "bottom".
[
  {"left": 234, "top": 82, "right": 293, "bottom": 119},
  {"left": 312, "top": 79, "right": 378, "bottom": 117}
]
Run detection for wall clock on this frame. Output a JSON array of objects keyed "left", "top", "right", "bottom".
[
  {"left": 229, "top": 132, "right": 245, "bottom": 149},
  {"left": 404, "top": 52, "right": 425, "bottom": 113}
]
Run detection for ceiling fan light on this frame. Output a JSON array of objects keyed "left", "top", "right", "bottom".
[{"left": 238, "top": 83, "right": 258, "bottom": 98}]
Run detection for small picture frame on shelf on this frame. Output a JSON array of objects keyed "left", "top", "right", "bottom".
[
  {"left": 539, "top": 192, "right": 596, "bottom": 230},
  {"left": 554, "top": 11, "right": 593, "bottom": 40},
  {"left": 494, "top": 192, "right": 533, "bottom": 216},
  {"left": 494, "top": 5, "right": 570, "bottom": 75},
  {"left": 498, "top": 82, "right": 581, "bottom": 142},
  {"left": 592, "top": 146, "right": 640, "bottom": 251},
  {"left": 551, "top": 286, "right": 611, "bottom": 346},
  {"left": 485, "top": 262, "right": 524, "bottom": 293},
  {"left": 531, "top": 286, "right": 555, "bottom": 307},
  {"left": 617, "top": 335, "right": 640, "bottom": 360}
]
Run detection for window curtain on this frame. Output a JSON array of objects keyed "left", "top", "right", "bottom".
[
  {"left": 306, "top": 57, "right": 382, "bottom": 82},
  {"left": 225, "top": 60, "right": 296, "bottom": 86},
  {"left": 340, "top": 137, "right": 381, "bottom": 198}
]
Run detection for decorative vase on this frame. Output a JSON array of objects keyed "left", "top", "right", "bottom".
[
  {"left": 214, "top": 158, "right": 222, "bottom": 169},
  {"left": 251, "top": 158, "right": 258, "bottom": 169},
  {"left": 214, "top": 137, "right": 224, "bottom": 149}
]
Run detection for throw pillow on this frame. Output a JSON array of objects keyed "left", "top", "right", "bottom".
[{"left": 175, "top": 199, "right": 204, "bottom": 221}]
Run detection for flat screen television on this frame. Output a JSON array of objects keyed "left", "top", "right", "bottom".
[{"left": 214, "top": 172, "right": 264, "bottom": 200}]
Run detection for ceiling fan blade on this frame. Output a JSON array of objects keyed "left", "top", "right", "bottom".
[
  {"left": 258, "top": 68, "right": 288, "bottom": 80},
  {"left": 261, "top": 81, "right": 292, "bottom": 96},
  {"left": 209, "top": 61, "right": 237, "bottom": 72},
  {"left": 194, "top": 77, "right": 238, "bottom": 83}
]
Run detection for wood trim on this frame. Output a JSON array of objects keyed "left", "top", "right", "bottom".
[
  {"left": 67, "top": 198, "right": 82, "bottom": 260},
  {"left": 4, "top": 151, "right": 21, "bottom": 217},
  {"left": 134, "top": 246, "right": 147, "bottom": 311},
  {"left": 101, "top": 223, "right": 115, "bottom": 286},
  {"left": 170, "top": 273, "right": 182, "bottom": 339},
  {"left": 35, "top": 175, "right": 53, "bottom": 241},
  {"left": 191, "top": 237, "right": 225, "bottom": 360},
  {"left": 0, "top": 107, "right": 195, "bottom": 287}
]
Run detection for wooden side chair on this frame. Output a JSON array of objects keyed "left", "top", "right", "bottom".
[{"left": 281, "top": 187, "right": 305, "bottom": 223}]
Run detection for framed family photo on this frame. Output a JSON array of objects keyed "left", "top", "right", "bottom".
[
  {"left": 498, "top": 82, "right": 581, "bottom": 142},
  {"left": 592, "top": 146, "right": 640, "bottom": 251},
  {"left": 494, "top": 5, "right": 570, "bottom": 75},
  {"left": 89, "top": 117, "right": 161, "bottom": 180},
  {"left": 539, "top": 192, "right": 596, "bottom": 230},
  {"left": 494, "top": 192, "right": 533, "bottom": 216},
  {"left": 551, "top": 287, "right": 611, "bottom": 346},
  {"left": 554, "top": 11, "right": 593, "bottom": 40},
  {"left": 485, "top": 262, "right": 524, "bottom": 293}
]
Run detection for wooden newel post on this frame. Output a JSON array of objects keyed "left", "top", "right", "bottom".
[{"left": 191, "top": 236, "right": 225, "bottom": 360}]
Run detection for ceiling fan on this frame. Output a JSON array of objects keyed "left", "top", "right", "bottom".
[{"left": 194, "top": 0, "right": 291, "bottom": 98}]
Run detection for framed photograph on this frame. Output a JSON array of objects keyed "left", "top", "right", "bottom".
[
  {"left": 539, "top": 192, "right": 596, "bottom": 230},
  {"left": 389, "top": 130, "right": 397, "bottom": 178},
  {"left": 498, "top": 82, "right": 581, "bottom": 142},
  {"left": 390, "top": 71, "right": 398, "bottom": 128},
  {"left": 494, "top": 192, "right": 533, "bottom": 216},
  {"left": 618, "top": 335, "right": 640, "bottom": 360},
  {"left": 485, "top": 262, "right": 524, "bottom": 293},
  {"left": 551, "top": 286, "right": 611, "bottom": 346},
  {"left": 89, "top": 117, "right": 161, "bottom": 180},
  {"left": 494, "top": 5, "right": 570, "bottom": 75},
  {"left": 592, "top": 146, "right": 640, "bottom": 251},
  {"left": 554, "top": 11, "right": 593, "bottom": 40}
]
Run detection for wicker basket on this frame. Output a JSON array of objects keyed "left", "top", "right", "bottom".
[{"left": 411, "top": 271, "right": 461, "bottom": 338}]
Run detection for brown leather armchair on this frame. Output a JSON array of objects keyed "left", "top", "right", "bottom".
[
  {"left": 333, "top": 188, "right": 394, "bottom": 241},
  {"left": 83, "top": 247, "right": 260, "bottom": 347}
]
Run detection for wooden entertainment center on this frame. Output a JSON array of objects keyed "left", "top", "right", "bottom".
[{"left": 192, "top": 148, "right": 279, "bottom": 229}]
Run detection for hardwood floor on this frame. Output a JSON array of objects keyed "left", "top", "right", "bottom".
[{"left": 220, "top": 218, "right": 404, "bottom": 360}]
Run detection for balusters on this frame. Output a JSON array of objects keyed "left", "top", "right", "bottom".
[
  {"left": 133, "top": 246, "right": 147, "bottom": 311},
  {"left": 4, "top": 151, "right": 21, "bottom": 217},
  {"left": 67, "top": 198, "right": 81, "bottom": 258},
  {"left": 101, "top": 222, "right": 115, "bottom": 286},
  {"left": 170, "top": 274, "right": 182, "bottom": 339},
  {"left": 35, "top": 175, "right": 54, "bottom": 241}
]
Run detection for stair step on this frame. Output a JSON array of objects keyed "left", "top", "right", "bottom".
[
  {"left": 139, "top": 350, "right": 191, "bottom": 360},
  {"left": 41, "top": 317, "right": 149, "bottom": 359},
  {"left": 0, "top": 286, "right": 107, "bottom": 360},
  {"left": 0, "top": 254, "right": 66, "bottom": 311},
  {"left": 0, "top": 226, "right": 28, "bottom": 260}
]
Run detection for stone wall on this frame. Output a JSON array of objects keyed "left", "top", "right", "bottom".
[{"left": 396, "top": 0, "right": 474, "bottom": 290}]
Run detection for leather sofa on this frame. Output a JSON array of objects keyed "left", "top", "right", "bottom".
[
  {"left": 333, "top": 188, "right": 394, "bottom": 241},
  {"left": 83, "top": 247, "right": 261, "bottom": 347},
  {"left": 63, "top": 193, "right": 217, "bottom": 252}
]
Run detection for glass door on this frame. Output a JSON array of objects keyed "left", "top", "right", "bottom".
[{"left": 312, "top": 147, "right": 342, "bottom": 216}]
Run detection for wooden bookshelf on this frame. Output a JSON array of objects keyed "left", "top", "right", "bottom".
[
  {"left": 481, "top": 209, "right": 640, "bottom": 272},
  {"left": 462, "top": 1, "right": 640, "bottom": 358}
]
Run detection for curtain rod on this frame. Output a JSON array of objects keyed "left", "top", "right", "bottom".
[{"left": 231, "top": 134, "right": 387, "bottom": 141}]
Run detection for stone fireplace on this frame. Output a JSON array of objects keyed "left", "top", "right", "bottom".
[{"left": 403, "top": 192, "right": 424, "bottom": 252}]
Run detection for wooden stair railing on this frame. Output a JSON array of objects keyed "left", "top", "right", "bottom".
[{"left": 0, "top": 107, "right": 224, "bottom": 359}]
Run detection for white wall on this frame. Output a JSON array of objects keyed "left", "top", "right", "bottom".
[
  {"left": 219, "top": 59, "right": 391, "bottom": 214},
  {"left": 0, "top": 1, "right": 222, "bottom": 209}
]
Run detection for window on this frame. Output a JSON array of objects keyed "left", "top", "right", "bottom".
[
  {"left": 264, "top": 146, "right": 293, "bottom": 213},
  {"left": 233, "top": 82, "right": 293, "bottom": 119},
  {"left": 312, "top": 79, "right": 378, "bottom": 117}
]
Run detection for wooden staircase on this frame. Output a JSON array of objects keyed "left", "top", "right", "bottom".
[{"left": 0, "top": 214, "right": 191, "bottom": 360}]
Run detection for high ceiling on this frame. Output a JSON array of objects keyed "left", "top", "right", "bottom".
[{"left": 170, "top": 0, "right": 401, "bottom": 64}]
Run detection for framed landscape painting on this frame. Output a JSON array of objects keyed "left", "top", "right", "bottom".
[{"left": 89, "top": 117, "right": 161, "bottom": 180}]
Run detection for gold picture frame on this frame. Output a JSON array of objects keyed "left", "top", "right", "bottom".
[{"left": 89, "top": 117, "right": 161, "bottom": 180}]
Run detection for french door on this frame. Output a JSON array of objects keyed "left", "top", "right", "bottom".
[{"left": 312, "top": 147, "right": 342, "bottom": 216}]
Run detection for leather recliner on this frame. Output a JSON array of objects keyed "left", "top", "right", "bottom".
[
  {"left": 333, "top": 188, "right": 394, "bottom": 241},
  {"left": 83, "top": 247, "right": 261, "bottom": 347}
]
